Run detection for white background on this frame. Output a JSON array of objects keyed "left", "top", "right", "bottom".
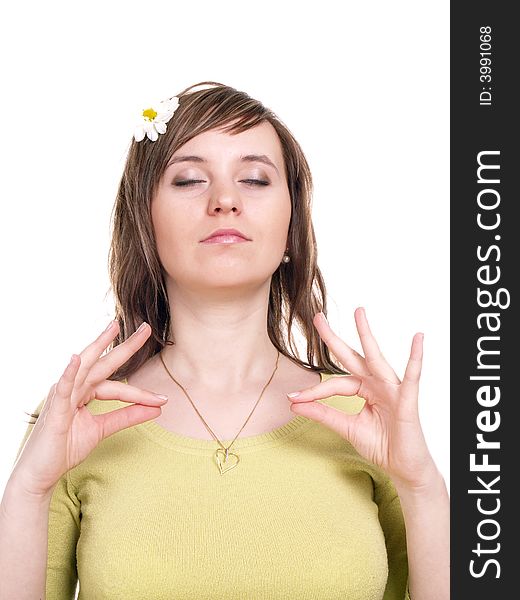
[{"left": 0, "top": 0, "right": 449, "bottom": 496}]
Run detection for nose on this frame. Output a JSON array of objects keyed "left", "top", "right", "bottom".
[{"left": 207, "top": 180, "right": 243, "bottom": 214}]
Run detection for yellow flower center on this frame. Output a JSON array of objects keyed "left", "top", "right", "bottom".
[{"left": 142, "top": 107, "right": 157, "bottom": 121}]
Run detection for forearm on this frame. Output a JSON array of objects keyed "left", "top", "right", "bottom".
[
  {"left": 0, "top": 475, "right": 55, "bottom": 600},
  {"left": 393, "top": 468, "right": 450, "bottom": 600}
]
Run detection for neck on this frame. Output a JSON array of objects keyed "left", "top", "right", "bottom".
[{"left": 160, "top": 280, "right": 281, "bottom": 394}]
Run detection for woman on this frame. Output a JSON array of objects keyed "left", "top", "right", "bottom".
[{"left": 0, "top": 81, "right": 449, "bottom": 599}]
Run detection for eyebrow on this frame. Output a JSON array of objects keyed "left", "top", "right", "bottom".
[{"left": 167, "top": 153, "right": 279, "bottom": 175}]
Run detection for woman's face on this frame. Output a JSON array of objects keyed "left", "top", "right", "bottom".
[{"left": 152, "top": 121, "right": 292, "bottom": 295}]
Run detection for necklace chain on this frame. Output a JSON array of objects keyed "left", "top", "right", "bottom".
[{"left": 158, "top": 349, "right": 281, "bottom": 474}]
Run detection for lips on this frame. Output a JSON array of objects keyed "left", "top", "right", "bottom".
[
  {"left": 201, "top": 235, "right": 250, "bottom": 245},
  {"left": 200, "top": 228, "right": 251, "bottom": 242}
]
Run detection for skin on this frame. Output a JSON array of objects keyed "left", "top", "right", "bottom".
[
  {"left": 289, "top": 310, "right": 450, "bottom": 599},
  {"left": 1, "top": 120, "right": 449, "bottom": 598},
  {"left": 127, "top": 120, "right": 322, "bottom": 438},
  {"left": 149, "top": 120, "right": 295, "bottom": 393},
  {"left": 144, "top": 121, "right": 449, "bottom": 597}
]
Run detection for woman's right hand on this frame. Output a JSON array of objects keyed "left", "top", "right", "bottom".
[{"left": 10, "top": 320, "right": 168, "bottom": 497}]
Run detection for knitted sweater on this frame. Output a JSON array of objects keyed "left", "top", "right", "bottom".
[{"left": 14, "top": 371, "right": 410, "bottom": 599}]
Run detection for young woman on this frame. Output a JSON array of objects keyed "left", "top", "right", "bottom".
[{"left": 0, "top": 81, "right": 449, "bottom": 599}]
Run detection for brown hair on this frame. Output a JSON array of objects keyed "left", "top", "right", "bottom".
[{"left": 105, "top": 80, "right": 348, "bottom": 381}]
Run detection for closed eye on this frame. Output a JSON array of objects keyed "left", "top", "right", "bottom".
[
  {"left": 174, "top": 179, "right": 269, "bottom": 187},
  {"left": 174, "top": 179, "right": 205, "bottom": 187},
  {"left": 242, "top": 179, "right": 269, "bottom": 186}
]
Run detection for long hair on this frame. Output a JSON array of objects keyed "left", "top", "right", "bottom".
[{"left": 106, "top": 81, "right": 348, "bottom": 381}]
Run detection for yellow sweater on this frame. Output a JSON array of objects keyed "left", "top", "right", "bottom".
[{"left": 15, "top": 372, "right": 410, "bottom": 599}]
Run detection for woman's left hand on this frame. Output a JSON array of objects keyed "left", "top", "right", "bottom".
[{"left": 288, "top": 307, "right": 437, "bottom": 490}]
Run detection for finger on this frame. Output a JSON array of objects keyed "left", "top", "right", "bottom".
[
  {"left": 289, "top": 398, "right": 361, "bottom": 442},
  {"left": 313, "top": 313, "right": 371, "bottom": 377},
  {"left": 78, "top": 321, "right": 151, "bottom": 387},
  {"left": 38, "top": 355, "right": 81, "bottom": 432},
  {"left": 93, "top": 404, "right": 163, "bottom": 440},
  {"left": 354, "top": 307, "right": 400, "bottom": 384},
  {"left": 73, "top": 319, "right": 123, "bottom": 385},
  {"left": 401, "top": 333, "right": 424, "bottom": 400},
  {"left": 48, "top": 354, "right": 82, "bottom": 418},
  {"left": 91, "top": 379, "right": 169, "bottom": 407},
  {"left": 286, "top": 374, "right": 362, "bottom": 403}
]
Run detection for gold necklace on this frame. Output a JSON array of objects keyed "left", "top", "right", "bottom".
[{"left": 158, "top": 350, "right": 281, "bottom": 475}]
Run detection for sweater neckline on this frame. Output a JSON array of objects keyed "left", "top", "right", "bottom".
[{"left": 126, "top": 371, "right": 330, "bottom": 452}]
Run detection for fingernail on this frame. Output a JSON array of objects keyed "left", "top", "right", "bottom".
[
  {"left": 153, "top": 393, "right": 168, "bottom": 401},
  {"left": 136, "top": 322, "right": 147, "bottom": 333},
  {"left": 104, "top": 319, "right": 116, "bottom": 332},
  {"left": 287, "top": 391, "right": 301, "bottom": 398},
  {"left": 319, "top": 312, "right": 328, "bottom": 324}
]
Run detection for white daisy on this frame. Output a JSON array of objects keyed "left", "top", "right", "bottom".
[{"left": 134, "top": 96, "right": 180, "bottom": 142}]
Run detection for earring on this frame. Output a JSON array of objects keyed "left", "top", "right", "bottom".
[{"left": 282, "top": 253, "right": 290, "bottom": 263}]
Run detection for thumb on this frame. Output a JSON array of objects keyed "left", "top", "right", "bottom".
[
  {"left": 93, "top": 404, "right": 162, "bottom": 439},
  {"left": 290, "top": 400, "right": 360, "bottom": 442}
]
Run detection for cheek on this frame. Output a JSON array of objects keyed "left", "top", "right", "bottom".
[
  {"left": 265, "top": 198, "right": 292, "bottom": 247},
  {"left": 151, "top": 203, "right": 189, "bottom": 264}
]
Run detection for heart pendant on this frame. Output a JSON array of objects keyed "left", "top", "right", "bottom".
[{"left": 215, "top": 448, "right": 240, "bottom": 475}]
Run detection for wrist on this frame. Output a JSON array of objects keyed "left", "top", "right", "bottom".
[
  {"left": 391, "top": 461, "right": 447, "bottom": 500},
  {"left": 5, "top": 472, "right": 56, "bottom": 506}
]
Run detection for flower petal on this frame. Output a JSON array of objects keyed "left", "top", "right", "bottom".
[
  {"left": 154, "top": 121, "right": 167, "bottom": 134},
  {"left": 134, "top": 126, "right": 146, "bottom": 142},
  {"left": 155, "top": 109, "right": 173, "bottom": 123},
  {"left": 155, "top": 98, "right": 179, "bottom": 123},
  {"left": 160, "top": 97, "right": 179, "bottom": 112},
  {"left": 134, "top": 96, "right": 179, "bottom": 141},
  {"left": 147, "top": 127, "right": 159, "bottom": 141}
]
